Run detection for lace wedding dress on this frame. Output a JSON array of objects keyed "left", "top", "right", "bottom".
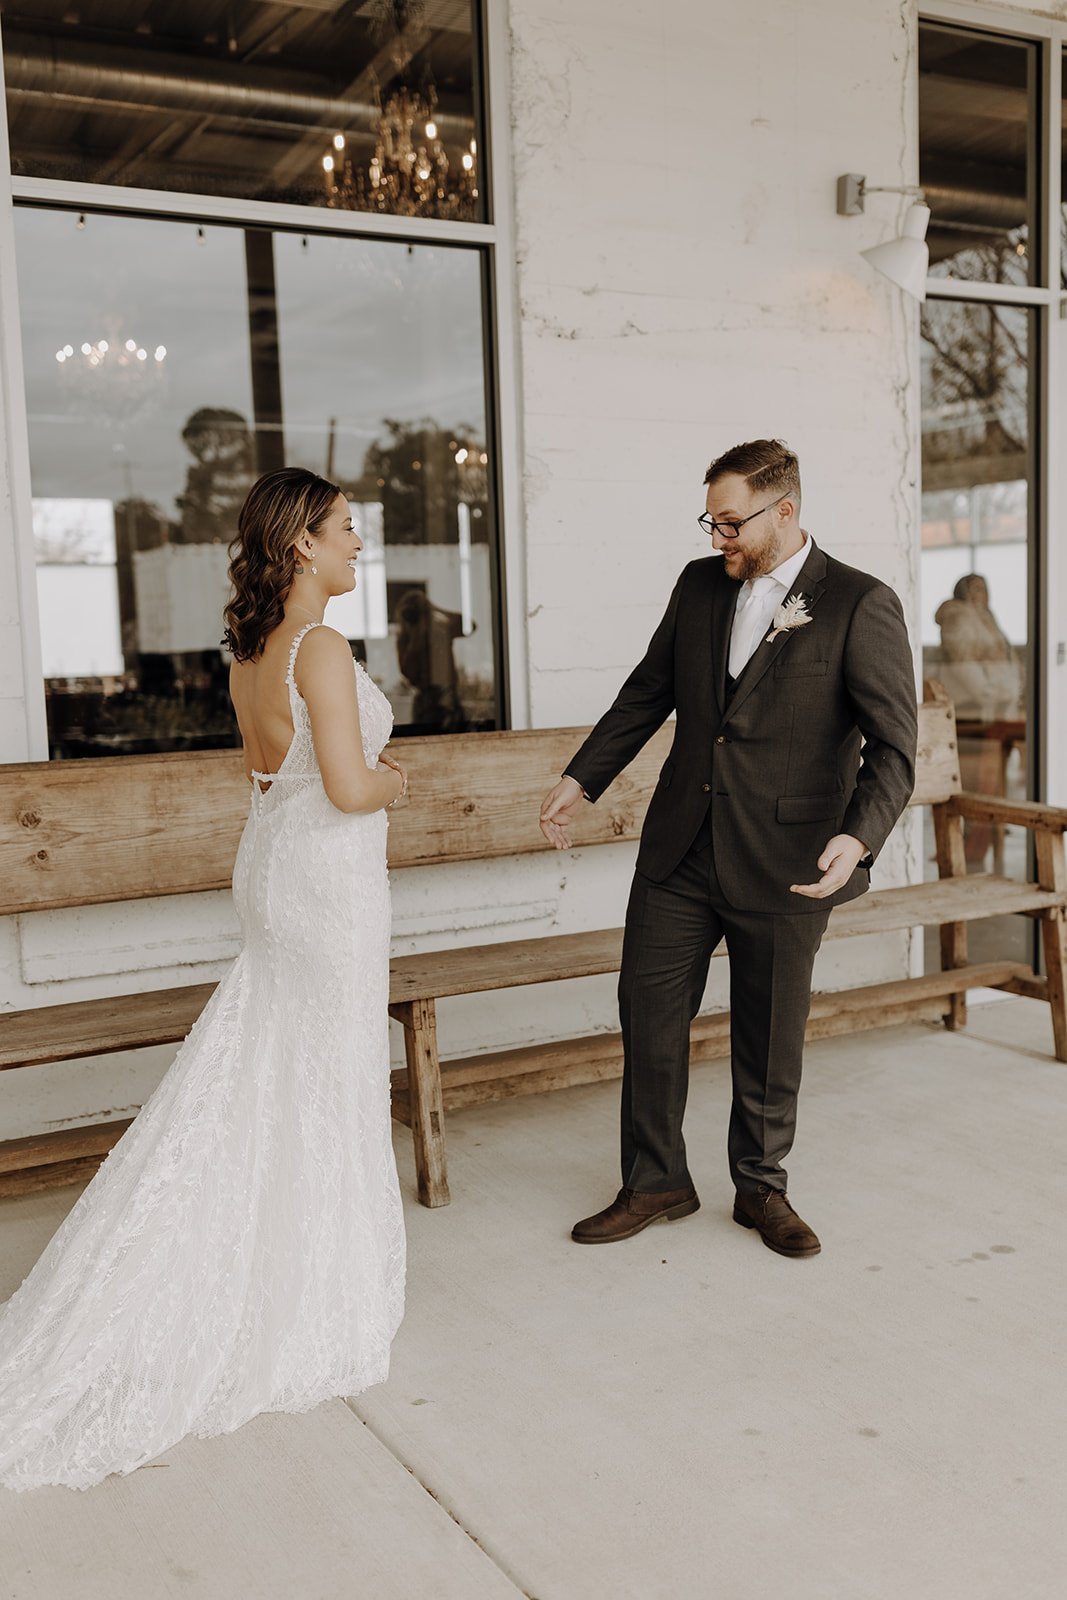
[{"left": 0, "top": 622, "right": 405, "bottom": 1491}]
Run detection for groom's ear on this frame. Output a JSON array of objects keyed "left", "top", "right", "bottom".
[{"left": 777, "top": 496, "right": 798, "bottom": 523}]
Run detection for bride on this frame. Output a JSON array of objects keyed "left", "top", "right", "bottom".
[{"left": 0, "top": 468, "right": 407, "bottom": 1492}]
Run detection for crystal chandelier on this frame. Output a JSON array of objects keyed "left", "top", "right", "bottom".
[
  {"left": 54, "top": 331, "right": 168, "bottom": 423},
  {"left": 322, "top": 83, "right": 478, "bottom": 221}
]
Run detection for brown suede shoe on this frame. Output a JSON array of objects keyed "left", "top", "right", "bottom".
[
  {"left": 571, "top": 1186, "right": 700, "bottom": 1244},
  {"left": 733, "top": 1186, "right": 821, "bottom": 1258}
]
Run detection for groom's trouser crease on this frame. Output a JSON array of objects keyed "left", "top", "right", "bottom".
[{"left": 619, "top": 828, "right": 829, "bottom": 1196}]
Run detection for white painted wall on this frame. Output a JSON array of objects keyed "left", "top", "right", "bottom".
[{"left": 7, "top": 0, "right": 1046, "bottom": 1141}]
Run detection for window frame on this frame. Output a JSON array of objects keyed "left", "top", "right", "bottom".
[
  {"left": 918, "top": 4, "right": 1067, "bottom": 981},
  {"left": 920, "top": 4, "right": 1067, "bottom": 815},
  {"left": 0, "top": 0, "right": 528, "bottom": 761}
]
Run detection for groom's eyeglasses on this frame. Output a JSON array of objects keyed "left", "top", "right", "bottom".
[{"left": 697, "top": 494, "right": 787, "bottom": 539}]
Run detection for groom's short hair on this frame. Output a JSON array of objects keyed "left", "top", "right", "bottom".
[{"left": 704, "top": 439, "right": 801, "bottom": 506}]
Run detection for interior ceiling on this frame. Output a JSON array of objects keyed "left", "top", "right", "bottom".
[
  {"left": 918, "top": 26, "right": 1036, "bottom": 265},
  {"left": 0, "top": 1, "right": 476, "bottom": 195}
]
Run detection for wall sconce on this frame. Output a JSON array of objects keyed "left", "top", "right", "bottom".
[{"left": 837, "top": 174, "right": 930, "bottom": 302}]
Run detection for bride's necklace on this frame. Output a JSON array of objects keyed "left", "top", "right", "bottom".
[{"left": 289, "top": 601, "right": 324, "bottom": 625}]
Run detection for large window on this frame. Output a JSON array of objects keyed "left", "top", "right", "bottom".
[
  {"left": 920, "top": 22, "right": 1038, "bottom": 285},
  {"left": 2, "top": 3, "right": 507, "bottom": 760},
  {"left": 3, "top": 2, "right": 485, "bottom": 222},
  {"left": 918, "top": 16, "right": 1061, "bottom": 969},
  {"left": 920, "top": 298, "right": 1032, "bottom": 963}
]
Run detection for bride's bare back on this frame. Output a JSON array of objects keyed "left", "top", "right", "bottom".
[
  {"left": 230, "top": 622, "right": 402, "bottom": 814},
  {"left": 229, "top": 621, "right": 314, "bottom": 780}
]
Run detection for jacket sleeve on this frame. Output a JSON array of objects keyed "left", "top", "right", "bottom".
[
  {"left": 839, "top": 582, "right": 918, "bottom": 860},
  {"left": 562, "top": 567, "right": 685, "bottom": 803}
]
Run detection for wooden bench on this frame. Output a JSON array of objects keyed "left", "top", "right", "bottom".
[{"left": 2, "top": 685, "right": 1065, "bottom": 1207}]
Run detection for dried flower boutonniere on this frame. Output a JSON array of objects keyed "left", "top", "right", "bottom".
[{"left": 766, "top": 592, "right": 813, "bottom": 643}]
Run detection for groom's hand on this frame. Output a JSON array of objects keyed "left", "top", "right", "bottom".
[
  {"left": 790, "top": 834, "right": 869, "bottom": 899},
  {"left": 539, "top": 775, "right": 585, "bottom": 850}
]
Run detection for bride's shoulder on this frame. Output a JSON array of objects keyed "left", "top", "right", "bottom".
[
  {"left": 292, "top": 624, "right": 357, "bottom": 691},
  {"left": 296, "top": 623, "right": 352, "bottom": 660}
]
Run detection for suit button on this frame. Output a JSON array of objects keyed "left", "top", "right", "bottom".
[
  {"left": 702, "top": 783, "right": 711, "bottom": 792},
  {"left": 715, "top": 735, "right": 726, "bottom": 745}
]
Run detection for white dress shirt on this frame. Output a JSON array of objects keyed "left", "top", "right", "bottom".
[{"left": 728, "top": 534, "right": 813, "bottom": 680}]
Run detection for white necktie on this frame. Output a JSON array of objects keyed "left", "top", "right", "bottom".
[{"left": 729, "top": 576, "right": 778, "bottom": 679}]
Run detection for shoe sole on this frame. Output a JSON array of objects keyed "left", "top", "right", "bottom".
[
  {"left": 571, "top": 1195, "right": 700, "bottom": 1244},
  {"left": 732, "top": 1206, "right": 821, "bottom": 1258}
]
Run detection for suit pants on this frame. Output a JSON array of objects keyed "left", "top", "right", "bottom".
[{"left": 618, "top": 821, "right": 831, "bottom": 1197}]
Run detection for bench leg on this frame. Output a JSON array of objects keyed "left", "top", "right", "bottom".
[
  {"left": 395, "top": 997, "right": 451, "bottom": 1207},
  {"left": 1035, "top": 832, "right": 1067, "bottom": 1063},
  {"left": 933, "top": 804, "right": 969, "bottom": 1031}
]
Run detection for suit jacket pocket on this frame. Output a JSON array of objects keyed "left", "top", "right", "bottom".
[
  {"left": 773, "top": 658, "right": 829, "bottom": 678},
  {"left": 776, "top": 792, "right": 843, "bottom": 824}
]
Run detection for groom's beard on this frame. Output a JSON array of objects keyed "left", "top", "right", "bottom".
[{"left": 722, "top": 526, "right": 785, "bottom": 583}]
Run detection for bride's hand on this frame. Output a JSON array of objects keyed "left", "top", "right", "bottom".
[{"left": 379, "top": 754, "right": 408, "bottom": 802}]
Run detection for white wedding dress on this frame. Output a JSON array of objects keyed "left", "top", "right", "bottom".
[{"left": 0, "top": 622, "right": 405, "bottom": 1491}]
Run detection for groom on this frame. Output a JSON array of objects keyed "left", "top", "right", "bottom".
[{"left": 539, "top": 440, "right": 916, "bottom": 1257}]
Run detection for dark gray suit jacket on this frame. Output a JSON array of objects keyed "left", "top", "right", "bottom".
[{"left": 564, "top": 540, "right": 917, "bottom": 914}]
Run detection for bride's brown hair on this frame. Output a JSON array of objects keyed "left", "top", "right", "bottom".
[{"left": 223, "top": 467, "right": 342, "bottom": 661}]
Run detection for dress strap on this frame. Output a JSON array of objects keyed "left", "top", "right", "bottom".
[{"left": 286, "top": 620, "right": 322, "bottom": 694}]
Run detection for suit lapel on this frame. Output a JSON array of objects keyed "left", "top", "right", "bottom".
[
  {"left": 722, "top": 540, "right": 829, "bottom": 722},
  {"left": 710, "top": 565, "right": 737, "bottom": 718}
]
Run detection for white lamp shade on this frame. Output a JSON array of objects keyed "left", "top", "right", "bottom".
[{"left": 860, "top": 203, "right": 931, "bottom": 301}]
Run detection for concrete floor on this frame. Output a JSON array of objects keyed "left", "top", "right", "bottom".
[{"left": 2, "top": 997, "right": 1065, "bottom": 1600}]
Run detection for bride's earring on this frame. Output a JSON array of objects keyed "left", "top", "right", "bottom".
[{"left": 294, "top": 559, "right": 305, "bottom": 575}]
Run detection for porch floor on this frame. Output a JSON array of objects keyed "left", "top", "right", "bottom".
[{"left": 2, "top": 998, "right": 1065, "bottom": 1600}]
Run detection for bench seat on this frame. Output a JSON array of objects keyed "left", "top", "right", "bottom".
[
  {"left": 0, "top": 955, "right": 1031, "bottom": 1197},
  {"left": 2, "top": 690, "right": 1066, "bottom": 1206},
  {"left": 3, "top": 875, "right": 1056, "bottom": 1075}
]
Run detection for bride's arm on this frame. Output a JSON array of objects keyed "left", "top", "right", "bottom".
[{"left": 295, "top": 627, "right": 403, "bottom": 815}]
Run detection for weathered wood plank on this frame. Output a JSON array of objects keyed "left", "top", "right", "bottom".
[
  {"left": 0, "top": 750, "right": 249, "bottom": 916},
  {"left": 911, "top": 698, "right": 962, "bottom": 806},
  {"left": 950, "top": 793, "right": 1067, "bottom": 832},
  {"left": 394, "top": 997, "right": 450, "bottom": 1207},
  {"left": 3, "top": 880, "right": 1058, "bottom": 1073},
  {"left": 0, "top": 984, "right": 218, "bottom": 1070},
  {"left": 0, "top": 1117, "right": 133, "bottom": 1173},
  {"left": 390, "top": 962, "right": 1029, "bottom": 1115},
  {"left": 829, "top": 876, "right": 1064, "bottom": 939},
  {"left": 385, "top": 725, "right": 674, "bottom": 867},
  {"left": 933, "top": 803, "right": 970, "bottom": 1030},
  {"left": 1035, "top": 830, "right": 1067, "bottom": 1063},
  {"left": 387, "top": 879, "right": 1059, "bottom": 1002},
  {"left": 1000, "top": 972, "right": 1049, "bottom": 1001},
  {"left": 0, "top": 696, "right": 948, "bottom": 920},
  {"left": 389, "top": 928, "right": 627, "bottom": 1004},
  {"left": 0, "top": 727, "right": 674, "bottom": 914},
  {"left": 392, "top": 999, "right": 958, "bottom": 1117},
  {"left": 0, "top": 1155, "right": 105, "bottom": 1197}
]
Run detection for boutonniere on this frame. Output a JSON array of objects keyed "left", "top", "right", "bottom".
[{"left": 766, "top": 592, "right": 813, "bottom": 643}]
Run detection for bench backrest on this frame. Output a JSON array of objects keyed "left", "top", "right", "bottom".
[{"left": 0, "top": 697, "right": 958, "bottom": 916}]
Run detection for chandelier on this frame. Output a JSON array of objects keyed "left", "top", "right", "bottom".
[
  {"left": 55, "top": 330, "right": 169, "bottom": 424},
  {"left": 322, "top": 83, "right": 479, "bottom": 221}
]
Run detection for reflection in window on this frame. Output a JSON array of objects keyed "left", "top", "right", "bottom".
[
  {"left": 919, "top": 22, "right": 1038, "bottom": 286},
  {"left": 2, "top": 1, "right": 484, "bottom": 223},
  {"left": 920, "top": 300, "right": 1032, "bottom": 966},
  {"left": 14, "top": 207, "right": 502, "bottom": 758}
]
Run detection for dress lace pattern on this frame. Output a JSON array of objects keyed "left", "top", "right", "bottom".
[{"left": 0, "top": 623, "right": 405, "bottom": 1491}]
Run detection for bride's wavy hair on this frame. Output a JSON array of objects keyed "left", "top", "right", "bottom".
[{"left": 223, "top": 468, "right": 342, "bottom": 661}]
